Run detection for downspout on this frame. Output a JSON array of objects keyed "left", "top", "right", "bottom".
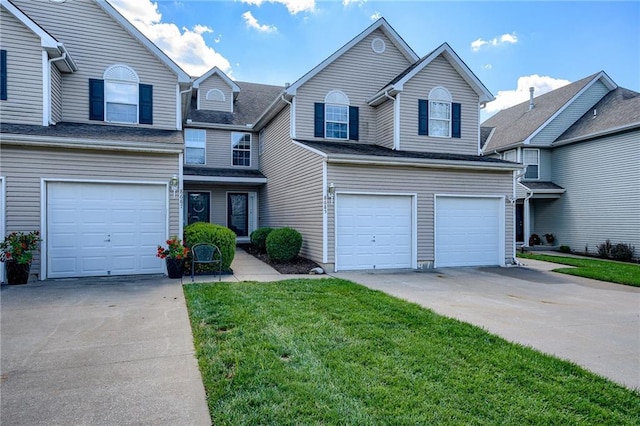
[
  {"left": 178, "top": 86, "right": 192, "bottom": 130},
  {"left": 512, "top": 167, "right": 527, "bottom": 265},
  {"left": 280, "top": 95, "right": 294, "bottom": 138},
  {"left": 47, "top": 53, "right": 67, "bottom": 125},
  {"left": 382, "top": 91, "right": 399, "bottom": 150}
]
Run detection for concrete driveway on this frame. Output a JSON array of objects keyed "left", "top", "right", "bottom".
[
  {"left": 0, "top": 276, "right": 210, "bottom": 426},
  {"left": 333, "top": 260, "right": 640, "bottom": 390}
]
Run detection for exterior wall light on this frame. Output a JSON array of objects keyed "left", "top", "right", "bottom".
[
  {"left": 327, "top": 182, "right": 335, "bottom": 204},
  {"left": 170, "top": 174, "right": 179, "bottom": 199}
]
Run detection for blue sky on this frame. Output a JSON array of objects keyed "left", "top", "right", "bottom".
[{"left": 110, "top": 0, "right": 639, "bottom": 118}]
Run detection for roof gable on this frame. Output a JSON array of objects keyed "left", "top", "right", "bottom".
[
  {"left": 193, "top": 66, "right": 241, "bottom": 94},
  {"left": 482, "top": 71, "right": 617, "bottom": 152},
  {"left": 369, "top": 43, "right": 494, "bottom": 105},
  {"left": 285, "top": 17, "right": 419, "bottom": 96}
]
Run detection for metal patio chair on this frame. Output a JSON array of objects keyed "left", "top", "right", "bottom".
[{"left": 191, "top": 243, "right": 222, "bottom": 282}]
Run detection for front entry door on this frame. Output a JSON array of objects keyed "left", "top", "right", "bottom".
[
  {"left": 188, "top": 192, "right": 210, "bottom": 224},
  {"left": 515, "top": 203, "right": 524, "bottom": 243},
  {"left": 228, "top": 193, "right": 249, "bottom": 237}
]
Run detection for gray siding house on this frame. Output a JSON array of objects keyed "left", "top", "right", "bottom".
[
  {"left": 0, "top": 0, "right": 190, "bottom": 281},
  {"left": 482, "top": 72, "right": 640, "bottom": 255}
]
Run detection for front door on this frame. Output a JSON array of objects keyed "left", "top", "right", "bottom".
[
  {"left": 228, "top": 193, "right": 249, "bottom": 237},
  {"left": 187, "top": 192, "right": 210, "bottom": 224},
  {"left": 516, "top": 203, "right": 524, "bottom": 243}
]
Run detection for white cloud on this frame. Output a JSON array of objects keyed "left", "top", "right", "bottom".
[
  {"left": 108, "top": 0, "right": 231, "bottom": 77},
  {"left": 482, "top": 64, "right": 493, "bottom": 70},
  {"left": 370, "top": 11, "right": 381, "bottom": 20},
  {"left": 343, "top": 0, "right": 367, "bottom": 6},
  {"left": 485, "top": 74, "right": 571, "bottom": 114},
  {"left": 241, "top": 0, "right": 315, "bottom": 14},
  {"left": 471, "top": 32, "right": 518, "bottom": 52},
  {"left": 242, "top": 11, "right": 278, "bottom": 33}
]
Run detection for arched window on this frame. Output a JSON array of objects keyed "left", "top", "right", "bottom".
[
  {"left": 324, "top": 90, "right": 349, "bottom": 140},
  {"left": 206, "top": 88, "right": 225, "bottom": 102},
  {"left": 428, "top": 86, "right": 452, "bottom": 137},
  {"left": 103, "top": 64, "right": 139, "bottom": 123}
]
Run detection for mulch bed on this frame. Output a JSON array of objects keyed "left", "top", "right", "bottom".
[{"left": 238, "top": 244, "right": 321, "bottom": 274}]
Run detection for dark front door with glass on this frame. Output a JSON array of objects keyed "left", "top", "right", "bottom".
[
  {"left": 228, "top": 193, "right": 248, "bottom": 237},
  {"left": 188, "top": 192, "right": 210, "bottom": 224}
]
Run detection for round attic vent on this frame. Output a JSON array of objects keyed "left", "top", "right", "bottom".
[{"left": 371, "top": 37, "right": 386, "bottom": 54}]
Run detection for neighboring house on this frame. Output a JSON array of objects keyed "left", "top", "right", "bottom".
[
  {"left": 188, "top": 18, "right": 521, "bottom": 272},
  {"left": 0, "top": 0, "right": 190, "bottom": 281},
  {"left": 481, "top": 71, "right": 640, "bottom": 254}
]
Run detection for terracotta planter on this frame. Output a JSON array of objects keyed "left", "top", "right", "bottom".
[
  {"left": 165, "top": 258, "right": 185, "bottom": 279},
  {"left": 5, "top": 261, "right": 31, "bottom": 285}
]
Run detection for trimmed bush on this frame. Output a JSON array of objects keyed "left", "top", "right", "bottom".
[
  {"left": 184, "top": 222, "right": 236, "bottom": 271},
  {"left": 559, "top": 245, "right": 571, "bottom": 253},
  {"left": 610, "top": 243, "right": 635, "bottom": 262},
  {"left": 250, "top": 227, "right": 273, "bottom": 252},
  {"left": 597, "top": 239, "right": 613, "bottom": 258},
  {"left": 266, "top": 227, "right": 302, "bottom": 262}
]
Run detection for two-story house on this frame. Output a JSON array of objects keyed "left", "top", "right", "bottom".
[
  {"left": 481, "top": 72, "right": 639, "bottom": 254},
  {"left": 0, "top": 0, "right": 190, "bottom": 281},
  {"left": 187, "top": 18, "right": 522, "bottom": 272}
]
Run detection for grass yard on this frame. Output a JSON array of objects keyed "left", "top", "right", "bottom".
[
  {"left": 184, "top": 279, "right": 639, "bottom": 425},
  {"left": 518, "top": 253, "right": 640, "bottom": 287}
]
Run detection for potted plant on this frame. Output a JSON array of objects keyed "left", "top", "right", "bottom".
[
  {"left": 528, "top": 233, "right": 541, "bottom": 246},
  {"left": 544, "top": 233, "right": 555, "bottom": 245},
  {"left": 0, "top": 231, "right": 42, "bottom": 284},
  {"left": 156, "top": 236, "right": 189, "bottom": 279}
]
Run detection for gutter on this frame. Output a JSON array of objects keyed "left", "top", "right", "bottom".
[
  {"left": 1, "top": 135, "right": 183, "bottom": 154},
  {"left": 327, "top": 155, "right": 524, "bottom": 171},
  {"left": 185, "top": 121, "right": 254, "bottom": 132},
  {"left": 552, "top": 122, "right": 640, "bottom": 147}
]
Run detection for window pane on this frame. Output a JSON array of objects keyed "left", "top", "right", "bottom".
[
  {"left": 525, "top": 165, "right": 538, "bottom": 179},
  {"left": 429, "top": 119, "right": 450, "bottom": 137},
  {"left": 523, "top": 149, "right": 538, "bottom": 164},
  {"left": 233, "top": 150, "right": 251, "bottom": 166},
  {"left": 503, "top": 150, "right": 517, "bottom": 162},
  {"left": 186, "top": 147, "right": 205, "bottom": 165},
  {"left": 106, "top": 81, "right": 137, "bottom": 104},
  {"left": 185, "top": 129, "right": 206, "bottom": 147},
  {"left": 326, "top": 122, "right": 347, "bottom": 139},
  {"left": 106, "top": 103, "right": 137, "bottom": 123},
  {"left": 430, "top": 101, "right": 450, "bottom": 119},
  {"left": 326, "top": 105, "right": 347, "bottom": 122}
]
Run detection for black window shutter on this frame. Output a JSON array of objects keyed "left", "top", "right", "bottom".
[
  {"left": 314, "top": 102, "right": 325, "bottom": 137},
  {"left": 89, "top": 79, "right": 104, "bottom": 121},
  {"left": 139, "top": 83, "right": 153, "bottom": 125},
  {"left": 1, "top": 50, "right": 8, "bottom": 101},
  {"left": 348, "top": 106, "right": 359, "bottom": 140},
  {"left": 452, "top": 102, "right": 461, "bottom": 138},
  {"left": 418, "top": 99, "right": 428, "bottom": 135}
]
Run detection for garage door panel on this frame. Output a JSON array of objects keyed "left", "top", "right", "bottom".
[
  {"left": 435, "top": 196, "right": 503, "bottom": 268},
  {"left": 336, "top": 194, "right": 412, "bottom": 271},
  {"left": 47, "top": 182, "right": 166, "bottom": 278}
]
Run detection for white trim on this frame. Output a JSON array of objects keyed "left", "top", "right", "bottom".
[
  {"left": 524, "top": 72, "right": 618, "bottom": 144},
  {"left": 185, "top": 128, "right": 207, "bottom": 165},
  {"left": 285, "top": 18, "right": 418, "bottom": 96},
  {"left": 231, "top": 132, "right": 252, "bottom": 167},
  {"left": 291, "top": 96, "right": 296, "bottom": 138},
  {"left": 40, "top": 179, "right": 169, "bottom": 280},
  {"left": 95, "top": 0, "right": 190, "bottom": 82},
  {"left": 327, "top": 156, "right": 523, "bottom": 171},
  {"left": 393, "top": 92, "right": 401, "bottom": 150},
  {"left": 322, "top": 161, "right": 328, "bottom": 263},
  {"left": 292, "top": 140, "right": 328, "bottom": 158},
  {"left": 1, "top": 0, "right": 59, "bottom": 48},
  {"left": 333, "top": 191, "right": 418, "bottom": 271},
  {"left": 178, "top": 152, "right": 184, "bottom": 240},
  {"left": 433, "top": 194, "right": 506, "bottom": 268},
  {"left": 183, "top": 175, "right": 267, "bottom": 184},
  {"left": 206, "top": 88, "right": 225, "bottom": 102},
  {"left": 553, "top": 122, "right": 640, "bottom": 146},
  {"left": 42, "top": 52, "right": 49, "bottom": 126},
  {"left": 0, "top": 135, "right": 183, "bottom": 154},
  {"left": 193, "top": 66, "right": 241, "bottom": 92},
  {"left": 224, "top": 191, "right": 257, "bottom": 241},
  {"left": 0, "top": 176, "right": 5, "bottom": 283},
  {"left": 522, "top": 148, "right": 540, "bottom": 180}
]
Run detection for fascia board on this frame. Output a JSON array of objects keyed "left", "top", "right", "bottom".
[
  {"left": 327, "top": 155, "right": 524, "bottom": 171},
  {"left": 1, "top": 134, "right": 183, "bottom": 154},
  {"left": 553, "top": 122, "right": 640, "bottom": 147},
  {"left": 94, "top": 0, "right": 190, "bottom": 83},
  {"left": 193, "top": 66, "right": 241, "bottom": 92},
  {"left": 1, "top": 0, "right": 59, "bottom": 48},
  {"left": 183, "top": 175, "right": 267, "bottom": 184}
]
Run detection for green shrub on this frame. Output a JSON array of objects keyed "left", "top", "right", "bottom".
[
  {"left": 250, "top": 227, "right": 273, "bottom": 252},
  {"left": 610, "top": 243, "right": 635, "bottom": 262},
  {"left": 266, "top": 227, "right": 302, "bottom": 262},
  {"left": 597, "top": 239, "right": 613, "bottom": 258},
  {"left": 559, "top": 245, "right": 571, "bottom": 253},
  {"left": 184, "top": 222, "right": 236, "bottom": 271}
]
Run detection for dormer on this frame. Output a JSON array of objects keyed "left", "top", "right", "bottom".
[{"left": 193, "top": 66, "right": 240, "bottom": 113}]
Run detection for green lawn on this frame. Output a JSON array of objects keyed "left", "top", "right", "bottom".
[
  {"left": 518, "top": 253, "right": 640, "bottom": 287},
  {"left": 184, "top": 279, "right": 639, "bottom": 425}
]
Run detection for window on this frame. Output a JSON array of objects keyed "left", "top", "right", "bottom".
[
  {"left": 232, "top": 132, "right": 251, "bottom": 166},
  {"left": 185, "top": 129, "right": 206, "bottom": 165},
  {"left": 428, "top": 87, "right": 451, "bottom": 137},
  {"left": 503, "top": 149, "right": 517, "bottom": 162},
  {"left": 104, "top": 65, "right": 139, "bottom": 123},
  {"left": 1, "top": 50, "right": 7, "bottom": 101},
  {"left": 314, "top": 90, "right": 359, "bottom": 140},
  {"left": 523, "top": 148, "right": 539, "bottom": 179},
  {"left": 206, "top": 89, "right": 225, "bottom": 101},
  {"left": 418, "top": 87, "right": 461, "bottom": 138},
  {"left": 258, "top": 129, "right": 265, "bottom": 156}
]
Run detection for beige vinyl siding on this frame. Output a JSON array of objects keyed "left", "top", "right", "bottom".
[
  {"left": 531, "top": 80, "right": 610, "bottom": 146},
  {"left": 533, "top": 131, "right": 640, "bottom": 252},
  {"left": 12, "top": 0, "right": 179, "bottom": 130},
  {"left": 327, "top": 164, "right": 514, "bottom": 265},
  {"left": 376, "top": 99, "right": 394, "bottom": 148},
  {"left": 0, "top": 143, "right": 180, "bottom": 277},
  {"left": 0, "top": 5, "right": 43, "bottom": 125},
  {"left": 51, "top": 65, "right": 63, "bottom": 123},
  {"left": 259, "top": 106, "right": 325, "bottom": 261},
  {"left": 295, "top": 29, "right": 412, "bottom": 142},
  {"left": 198, "top": 74, "right": 233, "bottom": 112},
  {"left": 399, "top": 56, "right": 479, "bottom": 156},
  {"left": 195, "top": 129, "right": 259, "bottom": 169}
]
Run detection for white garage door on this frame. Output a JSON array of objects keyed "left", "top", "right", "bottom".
[
  {"left": 435, "top": 196, "right": 503, "bottom": 267},
  {"left": 336, "top": 194, "right": 412, "bottom": 271},
  {"left": 47, "top": 182, "right": 166, "bottom": 278}
]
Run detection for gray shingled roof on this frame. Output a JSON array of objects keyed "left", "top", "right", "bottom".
[
  {"left": 520, "top": 181, "right": 564, "bottom": 191},
  {"left": 187, "top": 81, "right": 284, "bottom": 126},
  {"left": 481, "top": 73, "right": 599, "bottom": 152},
  {"left": 556, "top": 87, "right": 640, "bottom": 142},
  {"left": 0, "top": 122, "right": 183, "bottom": 143},
  {"left": 480, "top": 126, "right": 493, "bottom": 149},
  {"left": 295, "top": 139, "right": 515, "bottom": 164},
  {"left": 183, "top": 166, "right": 266, "bottom": 179}
]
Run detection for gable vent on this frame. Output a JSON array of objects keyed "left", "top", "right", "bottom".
[{"left": 371, "top": 38, "right": 386, "bottom": 54}]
